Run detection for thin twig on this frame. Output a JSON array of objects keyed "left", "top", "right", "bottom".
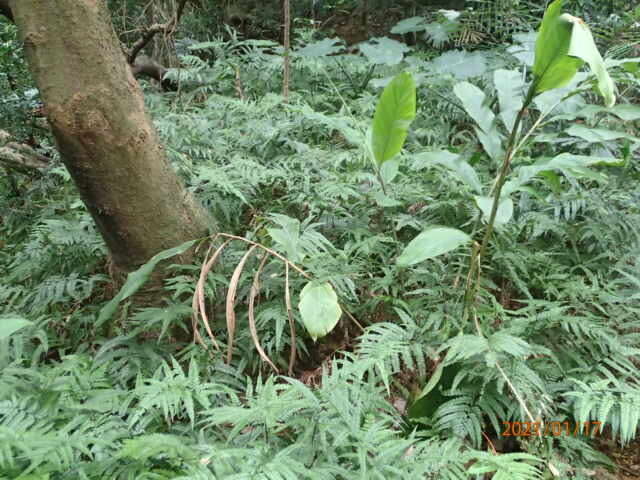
[{"left": 284, "top": 262, "right": 297, "bottom": 374}]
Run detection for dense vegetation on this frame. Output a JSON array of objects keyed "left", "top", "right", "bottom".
[{"left": 1, "top": 1, "right": 639, "bottom": 478}]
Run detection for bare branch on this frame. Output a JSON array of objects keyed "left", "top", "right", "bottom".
[{"left": 127, "top": 0, "right": 189, "bottom": 64}]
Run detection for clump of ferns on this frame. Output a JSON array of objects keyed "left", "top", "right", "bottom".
[{"left": 190, "top": 231, "right": 363, "bottom": 375}]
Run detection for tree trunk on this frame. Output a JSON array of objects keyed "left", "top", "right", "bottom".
[{"left": 9, "top": 0, "right": 212, "bottom": 275}]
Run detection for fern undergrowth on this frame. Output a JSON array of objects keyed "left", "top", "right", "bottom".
[{"left": 1, "top": 11, "right": 640, "bottom": 479}]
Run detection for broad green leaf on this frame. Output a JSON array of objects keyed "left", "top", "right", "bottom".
[
  {"left": 533, "top": 0, "right": 584, "bottom": 94},
  {"left": 295, "top": 38, "right": 345, "bottom": 57},
  {"left": 97, "top": 239, "right": 198, "bottom": 327},
  {"left": 503, "top": 153, "right": 623, "bottom": 195},
  {"left": 370, "top": 72, "right": 416, "bottom": 166},
  {"left": 298, "top": 282, "right": 342, "bottom": 341},
  {"left": 373, "top": 191, "right": 403, "bottom": 207},
  {"left": 507, "top": 32, "right": 537, "bottom": 66},
  {"left": 380, "top": 157, "right": 400, "bottom": 184},
  {"left": 431, "top": 50, "right": 488, "bottom": 79},
  {"left": 0, "top": 315, "right": 32, "bottom": 340},
  {"left": 359, "top": 37, "right": 411, "bottom": 66},
  {"left": 494, "top": 69, "right": 525, "bottom": 131},
  {"left": 474, "top": 127, "right": 504, "bottom": 162},
  {"left": 267, "top": 214, "right": 303, "bottom": 262},
  {"left": 549, "top": 153, "right": 623, "bottom": 169},
  {"left": 412, "top": 150, "right": 482, "bottom": 194},
  {"left": 566, "top": 124, "right": 638, "bottom": 144},
  {"left": 397, "top": 227, "right": 470, "bottom": 267},
  {"left": 611, "top": 104, "right": 640, "bottom": 121},
  {"left": 566, "top": 15, "right": 616, "bottom": 107},
  {"left": 453, "top": 82, "right": 495, "bottom": 133},
  {"left": 532, "top": 1, "right": 616, "bottom": 106},
  {"left": 474, "top": 196, "right": 514, "bottom": 226},
  {"left": 454, "top": 82, "right": 504, "bottom": 160},
  {"left": 391, "top": 16, "right": 427, "bottom": 34},
  {"left": 533, "top": 72, "right": 587, "bottom": 114}
]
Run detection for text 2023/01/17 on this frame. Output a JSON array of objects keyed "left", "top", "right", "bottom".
[{"left": 501, "top": 421, "right": 602, "bottom": 437}]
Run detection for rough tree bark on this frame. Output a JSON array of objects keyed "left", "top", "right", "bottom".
[{"left": 8, "top": 0, "right": 212, "bottom": 275}]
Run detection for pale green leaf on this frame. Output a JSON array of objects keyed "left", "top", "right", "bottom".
[
  {"left": 424, "top": 21, "right": 457, "bottom": 48},
  {"left": 370, "top": 72, "right": 416, "bottom": 166},
  {"left": 474, "top": 196, "right": 514, "bottom": 226},
  {"left": 474, "top": 127, "right": 504, "bottom": 161},
  {"left": 359, "top": 37, "right": 410, "bottom": 66},
  {"left": 566, "top": 124, "right": 637, "bottom": 143},
  {"left": 379, "top": 157, "right": 400, "bottom": 184},
  {"left": 611, "top": 104, "right": 640, "bottom": 121},
  {"left": 566, "top": 15, "right": 616, "bottom": 107},
  {"left": 391, "top": 17, "right": 427, "bottom": 34},
  {"left": 431, "top": 50, "right": 488, "bottom": 79},
  {"left": 453, "top": 81, "right": 495, "bottom": 133},
  {"left": 373, "top": 191, "right": 403, "bottom": 207},
  {"left": 295, "top": 38, "right": 345, "bottom": 57},
  {"left": 507, "top": 32, "right": 536, "bottom": 66},
  {"left": 412, "top": 150, "right": 482, "bottom": 194},
  {"left": 298, "top": 282, "right": 342, "bottom": 341},
  {"left": 397, "top": 227, "right": 470, "bottom": 267},
  {"left": 503, "top": 153, "right": 623, "bottom": 195},
  {"left": 494, "top": 69, "right": 525, "bottom": 131},
  {"left": 453, "top": 81, "right": 504, "bottom": 159},
  {"left": 0, "top": 314, "right": 33, "bottom": 340},
  {"left": 268, "top": 214, "right": 302, "bottom": 262}
]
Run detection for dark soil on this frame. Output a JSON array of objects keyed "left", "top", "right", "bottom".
[{"left": 598, "top": 438, "right": 640, "bottom": 479}]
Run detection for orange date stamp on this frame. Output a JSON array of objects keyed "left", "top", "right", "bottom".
[{"left": 501, "top": 421, "right": 601, "bottom": 437}]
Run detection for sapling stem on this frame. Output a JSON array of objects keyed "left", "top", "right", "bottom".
[{"left": 463, "top": 82, "right": 537, "bottom": 320}]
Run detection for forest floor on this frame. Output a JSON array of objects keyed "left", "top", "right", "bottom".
[{"left": 597, "top": 437, "right": 640, "bottom": 479}]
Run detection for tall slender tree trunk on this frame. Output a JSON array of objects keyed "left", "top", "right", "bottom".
[
  {"left": 282, "top": 0, "right": 291, "bottom": 101},
  {"left": 9, "top": 0, "right": 212, "bottom": 275}
]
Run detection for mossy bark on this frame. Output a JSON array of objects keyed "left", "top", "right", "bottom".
[{"left": 10, "top": 0, "right": 212, "bottom": 276}]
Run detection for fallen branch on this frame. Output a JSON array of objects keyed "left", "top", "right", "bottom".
[
  {"left": 0, "top": 130, "right": 50, "bottom": 173},
  {"left": 131, "top": 54, "right": 176, "bottom": 91}
]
